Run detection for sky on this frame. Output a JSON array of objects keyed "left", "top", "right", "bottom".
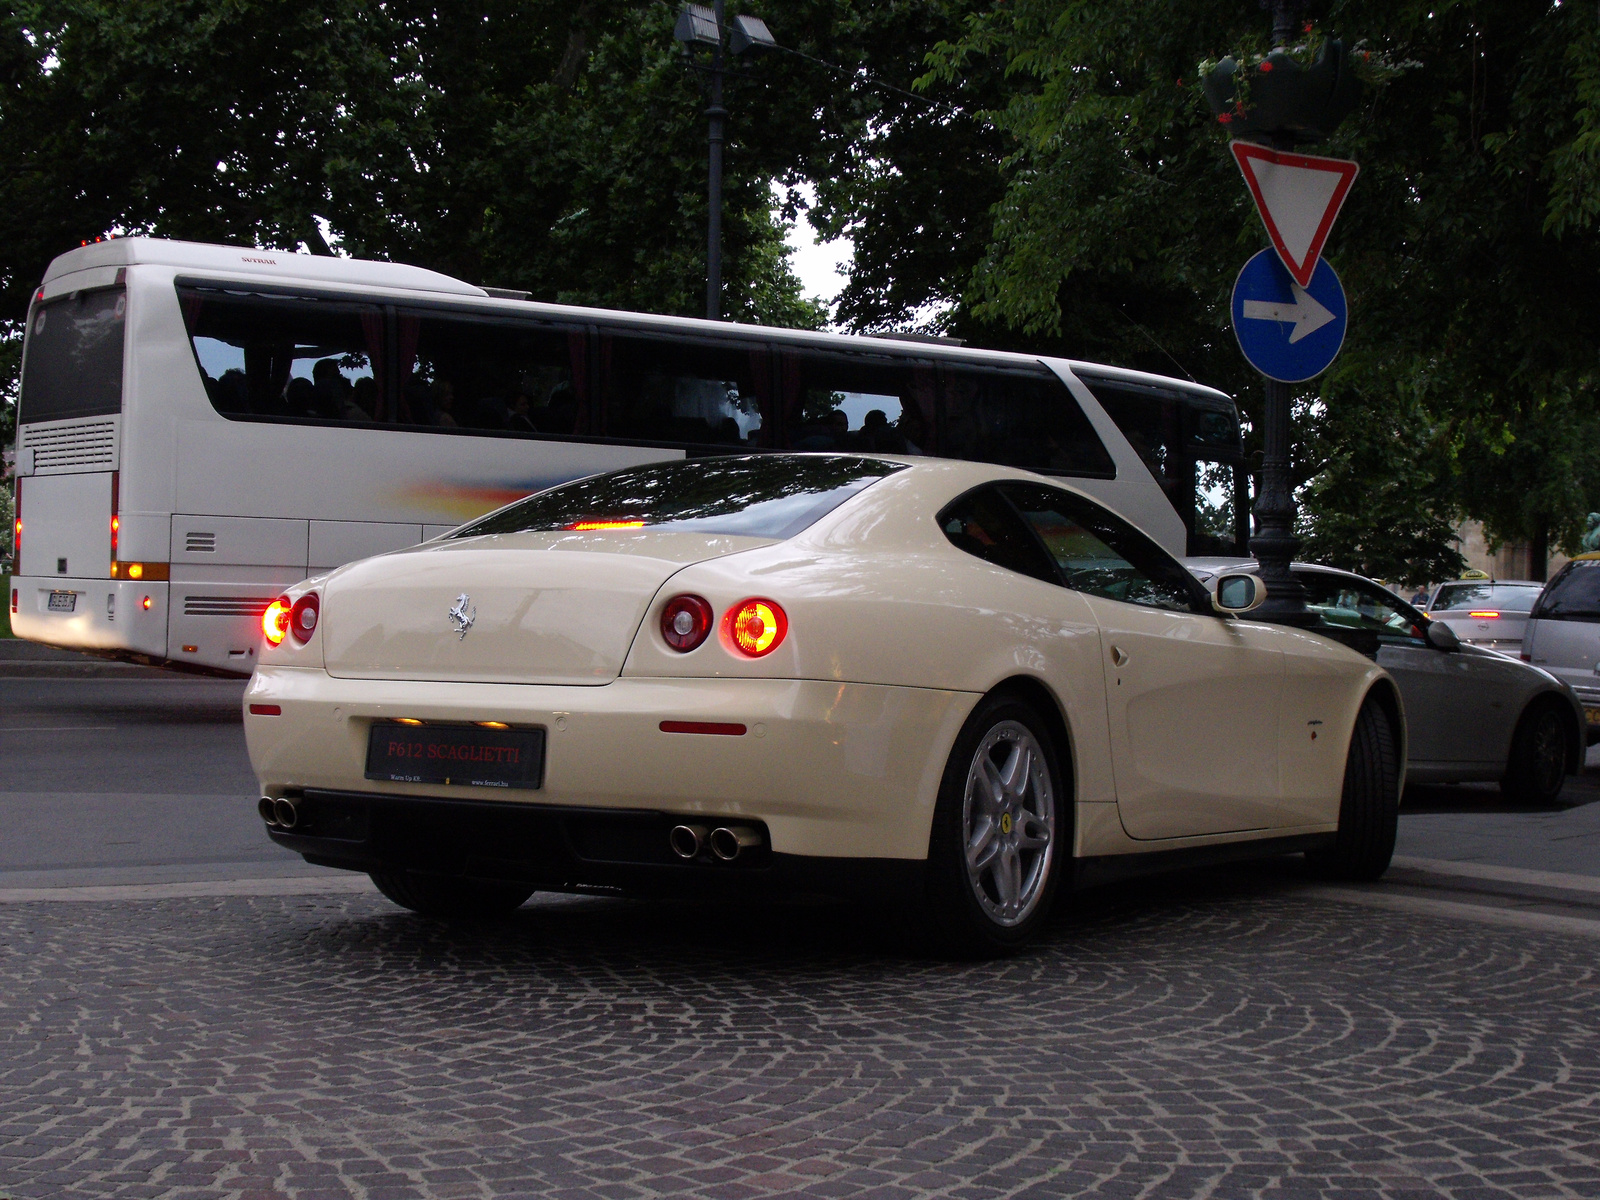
[{"left": 780, "top": 184, "right": 851, "bottom": 320}]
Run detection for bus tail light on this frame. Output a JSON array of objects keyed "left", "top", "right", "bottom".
[
  {"left": 263, "top": 596, "right": 292, "bottom": 646},
  {"left": 726, "top": 598, "right": 787, "bottom": 657},
  {"left": 12, "top": 477, "right": 19, "bottom": 564},
  {"left": 661, "top": 594, "right": 713, "bottom": 651},
  {"left": 289, "top": 593, "right": 320, "bottom": 643},
  {"left": 109, "top": 470, "right": 119, "bottom": 566}
]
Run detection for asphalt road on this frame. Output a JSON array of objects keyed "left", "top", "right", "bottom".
[{"left": 0, "top": 674, "right": 309, "bottom": 887}]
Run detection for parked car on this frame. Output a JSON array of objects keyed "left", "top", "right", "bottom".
[
  {"left": 1424, "top": 579, "right": 1546, "bottom": 652},
  {"left": 1521, "top": 552, "right": 1600, "bottom": 745},
  {"left": 246, "top": 454, "right": 1406, "bottom": 954},
  {"left": 1188, "top": 560, "right": 1584, "bottom": 803}
]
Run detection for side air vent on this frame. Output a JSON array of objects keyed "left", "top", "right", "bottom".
[
  {"left": 20, "top": 418, "right": 118, "bottom": 471},
  {"left": 183, "top": 596, "right": 277, "bottom": 617},
  {"left": 185, "top": 532, "right": 217, "bottom": 553}
]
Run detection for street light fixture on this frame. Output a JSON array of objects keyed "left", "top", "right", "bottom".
[{"left": 674, "top": 3, "right": 773, "bottom": 321}]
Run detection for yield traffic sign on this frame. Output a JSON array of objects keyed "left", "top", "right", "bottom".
[
  {"left": 1231, "top": 249, "right": 1347, "bottom": 383},
  {"left": 1230, "top": 142, "right": 1359, "bottom": 288}
]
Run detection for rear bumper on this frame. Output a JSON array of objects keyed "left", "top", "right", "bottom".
[
  {"left": 266, "top": 788, "right": 925, "bottom": 901},
  {"left": 9, "top": 574, "right": 172, "bottom": 661},
  {"left": 245, "top": 668, "right": 978, "bottom": 861}
]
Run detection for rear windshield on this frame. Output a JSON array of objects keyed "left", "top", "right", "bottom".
[
  {"left": 1532, "top": 561, "right": 1600, "bottom": 621},
  {"left": 451, "top": 455, "right": 905, "bottom": 541},
  {"left": 1430, "top": 582, "right": 1542, "bottom": 612},
  {"left": 19, "top": 288, "right": 126, "bottom": 423}
]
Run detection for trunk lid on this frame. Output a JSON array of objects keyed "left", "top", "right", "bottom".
[{"left": 321, "top": 530, "right": 772, "bottom": 684}]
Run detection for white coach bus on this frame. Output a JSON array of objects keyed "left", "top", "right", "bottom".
[{"left": 9, "top": 237, "right": 1247, "bottom": 675}]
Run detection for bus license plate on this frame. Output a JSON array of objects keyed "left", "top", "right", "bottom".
[
  {"left": 365, "top": 721, "right": 545, "bottom": 790},
  {"left": 47, "top": 591, "right": 76, "bottom": 613}
]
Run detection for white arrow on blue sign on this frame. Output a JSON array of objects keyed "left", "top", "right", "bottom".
[{"left": 1230, "top": 248, "right": 1347, "bottom": 383}]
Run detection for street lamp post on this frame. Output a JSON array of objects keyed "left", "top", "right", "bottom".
[{"left": 674, "top": 4, "right": 776, "bottom": 321}]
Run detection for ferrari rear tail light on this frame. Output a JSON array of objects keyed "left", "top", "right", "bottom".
[
  {"left": 289, "top": 592, "right": 320, "bottom": 643},
  {"left": 726, "top": 598, "right": 787, "bottom": 657},
  {"left": 661, "top": 594, "right": 714, "bottom": 651},
  {"left": 262, "top": 595, "right": 292, "bottom": 646}
]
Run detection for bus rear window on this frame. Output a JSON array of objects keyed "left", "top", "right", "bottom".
[
  {"left": 19, "top": 288, "right": 126, "bottom": 423},
  {"left": 452, "top": 454, "right": 904, "bottom": 541}
]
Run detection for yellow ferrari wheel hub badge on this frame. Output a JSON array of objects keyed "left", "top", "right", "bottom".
[{"left": 1000, "top": 812, "right": 1013, "bottom": 835}]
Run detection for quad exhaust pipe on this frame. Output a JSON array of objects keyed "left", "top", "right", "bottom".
[
  {"left": 258, "top": 795, "right": 300, "bottom": 830},
  {"left": 669, "top": 823, "right": 763, "bottom": 862}
]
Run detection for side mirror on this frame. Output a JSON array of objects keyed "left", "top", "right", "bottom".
[
  {"left": 1426, "top": 621, "right": 1459, "bottom": 650},
  {"left": 1211, "top": 572, "right": 1268, "bottom": 615}
]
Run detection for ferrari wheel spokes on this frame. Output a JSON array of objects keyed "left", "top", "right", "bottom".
[{"left": 962, "top": 720, "right": 1055, "bottom": 928}]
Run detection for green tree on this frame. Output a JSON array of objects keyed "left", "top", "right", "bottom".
[{"left": 927, "top": 0, "right": 1600, "bottom": 577}]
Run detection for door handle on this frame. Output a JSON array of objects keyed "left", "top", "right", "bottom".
[{"left": 1111, "top": 645, "right": 1129, "bottom": 667}]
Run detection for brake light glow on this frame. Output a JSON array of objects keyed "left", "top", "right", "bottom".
[
  {"left": 142, "top": 595, "right": 152, "bottom": 610},
  {"left": 661, "top": 594, "right": 714, "bottom": 652},
  {"left": 567, "top": 519, "right": 646, "bottom": 531},
  {"left": 109, "top": 470, "right": 119, "bottom": 566},
  {"left": 289, "top": 592, "right": 319, "bottom": 643},
  {"left": 262, "top": 596, "right": 292, "bottom": 646},
  {"left": 726, "top": 598, "right": 787, "bottom": 657},
  {"left": 12, "top": 477, "right": 20, "bottom": 562},
  {"left": 1468, "top": 611, "right": 1501, "bottom": 619}
]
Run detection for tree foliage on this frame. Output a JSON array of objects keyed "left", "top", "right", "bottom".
[{"left": 926, "top": 0, "right": 1600, "bottom": 571}]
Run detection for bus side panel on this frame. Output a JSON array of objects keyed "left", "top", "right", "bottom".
[{"left": 1047, "top": 363, "right": 1189, "bottom": 557}]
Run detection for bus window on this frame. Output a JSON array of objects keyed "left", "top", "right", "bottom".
[
  {"left": 20, "top": 288, "right": 126, "bottom": 423},
  {"left": 400, "top": 312, "right": 587, "bottom": 435},
  {"left": 1076, "top": 373, "right": 1248, "bottom": 555},
  {"left": 598, "top": 332, "right": 769, "bottom": 449},
  {"left": 180, "top": 289, "right": 383, "bottom": 424},
  {"left": 778, "top": 349, "right": 935, "bottom": 455},
  {"left": 940, "top": 364, "right": 1115, "bottom": 478}
]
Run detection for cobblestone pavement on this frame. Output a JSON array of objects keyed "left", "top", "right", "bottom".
[{"left": 3, "top": 871, "right": 1598, "bottom": 1200}]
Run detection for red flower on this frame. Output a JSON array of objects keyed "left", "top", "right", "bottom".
[{"left": 1218, "top": 113, "right": 1234, "bottom": 124}]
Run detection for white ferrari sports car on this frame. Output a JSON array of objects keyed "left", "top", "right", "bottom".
[{"left": 245, "top": 454, "right": 1402, "bottom": 953}]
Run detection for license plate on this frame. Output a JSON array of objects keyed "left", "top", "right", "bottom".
[
  {"left": 365, "top": 721, "right": 545, "bottom": 790},
  {"left": 1586, "top": 708, "right": 1600, "bottom": 727},
  {"left": 47, "top": 591, "right": 76, "bottom": 613}
]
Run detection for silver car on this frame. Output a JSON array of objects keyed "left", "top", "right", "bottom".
[
  {"left": 1424, "top": 579, "right": 1546, "bottom": 651},
  {"left": 1520, "top": 553, "right": 1600, "bottom": 745},
  {"left": 1188, "top": 559, "right": 1585, "bottom": 803}
]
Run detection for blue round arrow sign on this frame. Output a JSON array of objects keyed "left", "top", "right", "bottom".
[{"left": 1230, "top": 248, "right": 1347, "bottom": 383}]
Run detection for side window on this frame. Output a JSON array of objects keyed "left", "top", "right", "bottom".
[
  {"left": 399, "top": 312, "right": 587, "bottom": 434},
  {"left": 779, "top": 348, "right": 935, "bottom": 455},
  {"left": 938, "top": 486, "right": 1058, "bottom": 584},
  {"left": 1298, "top": 572, "right": 1427, "bottom": 645},
  {"left": 941, "top": 365, "right": 1115, "bottom": 478},
  {"left": 1001, "top": 483, "right": 1200, "bottom": 613},
  {"left": 181, "top": 289, "right": 383, "bottom": 423},
  {"left": 599, "top": 332, "right": 769, "bottom": 448}
]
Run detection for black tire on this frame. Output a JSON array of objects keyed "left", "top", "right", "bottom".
[
  {"left": 916, "top": 693, "right": 1067, "bottom": 957},
  {"left": 369, "top": 869, "right": 534, "bottom": 918},
  {"left": 1306, "top": 695, "right": 1400, "bottom": 881},
  {"left": 1500, "top": 700, "right": 1570, "bottom": 806}
]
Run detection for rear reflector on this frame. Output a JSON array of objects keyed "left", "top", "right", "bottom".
[
  {"left": 660, "top": 720, "right": 747, "bottom": 736},
  {"left": 249, "top": 704, "right": 282, "bottom": 716},
  {"left": 111, "top": 561, "right": 170, "bottom": 581}
]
